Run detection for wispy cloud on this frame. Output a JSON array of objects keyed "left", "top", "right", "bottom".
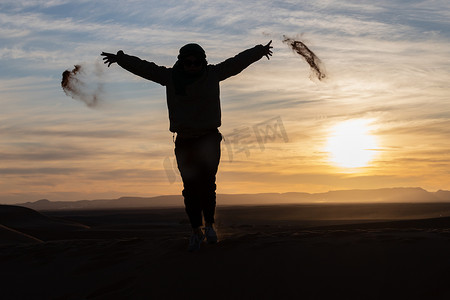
[{"left": 0, "top": 167, "right": 81, "bottom": 175}]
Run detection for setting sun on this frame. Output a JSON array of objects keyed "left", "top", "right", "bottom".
[{"left": 325, "top": 119, "right": 378, "bottom": 169}]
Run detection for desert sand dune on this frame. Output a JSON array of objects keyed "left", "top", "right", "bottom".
[
  {"left": 0, "top": 224, "right": 43, "bottom": 245},
  {"left": 1, "top": 205, "right": 450, "bottom": 299},
  {"left": 0, "top": 205, "right": 89, "bottom": 241}
]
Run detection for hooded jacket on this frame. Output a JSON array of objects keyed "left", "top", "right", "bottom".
[{"left": 116, "top": 44, "right": 267, "bottom": 135}]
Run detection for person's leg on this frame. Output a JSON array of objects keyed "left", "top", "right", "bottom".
[
  {"left": 199, "top": 167, "right": 219, "bottom": 244},
  {"left": 176, "top": 131, "right": 222, "bottom": 226},
  {"left": 175, "top": 138, "right": 206, "bottom": 251},
  {"left": 175, "top": 137, "right": 204, "bottom": 230},
  {"left": 196, "top": 131, "right": 222, "bottom": 226},
  {"left": 175, "top": 130, "right": 222, "bottom": 249},
  {"left": 196, "top": 131, "right": 221, "bottom": 244}
]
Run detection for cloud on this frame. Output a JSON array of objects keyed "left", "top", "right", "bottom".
[
  {"left": 378, "top": 119, "right": 450, "bottom": 137},
  {"left": 0, "top": 151, "right": 87, "bottom": 162},
  {"left": 0, "top": 167, "right": 80, "bottom": 175},
  {"left": 0, "top": 76, "right": 54, "bottom": 92},
  {"left": 0, "top": 0, "right": 84, "bottom": 9},
  {"left": 0, "top": 126, "right": 145, "bottom": 139}
]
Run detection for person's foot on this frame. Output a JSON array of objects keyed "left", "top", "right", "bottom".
[
  {"left": 204, "top": 226, "right": 218, "bottom": 244},
  {"left": 188, "top": 232, "right": 205, "bottom": 252}
]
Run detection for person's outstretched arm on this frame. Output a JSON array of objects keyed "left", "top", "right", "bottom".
[
  {"left": 101, "top": 51, "right": 170, "bottom": 86},
  {"left": 215, "top": 40, "right": 273, "bottom": 81}
]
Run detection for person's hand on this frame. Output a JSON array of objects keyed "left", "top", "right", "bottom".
[
  {"left": 263, "top": 40, "right": 273, "bottom": 60},
  {"left": 101, "top": 52, "right": 118, "bottom": 67}
]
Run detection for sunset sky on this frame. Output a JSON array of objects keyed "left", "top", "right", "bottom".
[{"left": 1, "top": 0, "right": 449, "bottom": 203}]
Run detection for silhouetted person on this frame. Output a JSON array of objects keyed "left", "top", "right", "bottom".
[{"left": 102, "top": 41, "right": 273, "bottom": 251}]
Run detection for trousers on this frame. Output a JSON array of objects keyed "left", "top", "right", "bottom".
[{"left": 174, "top": 129, "right": 222, "bottom": 228}]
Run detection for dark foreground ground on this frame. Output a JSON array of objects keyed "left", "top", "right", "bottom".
[{"left": 2, "top": 203, "right": 450, "bottom": 300}]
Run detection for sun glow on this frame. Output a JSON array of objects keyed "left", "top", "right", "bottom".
[{"left": 325, "top": 119, "right": 378, "bottom": 169}]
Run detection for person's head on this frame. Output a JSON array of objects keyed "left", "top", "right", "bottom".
[{"left": 177, "top": 43, "right": 207, "bottom": 75}]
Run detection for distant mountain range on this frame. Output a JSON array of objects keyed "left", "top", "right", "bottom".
[{"left": 12, "top": 187, "right": 450, "bottom": 211}]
